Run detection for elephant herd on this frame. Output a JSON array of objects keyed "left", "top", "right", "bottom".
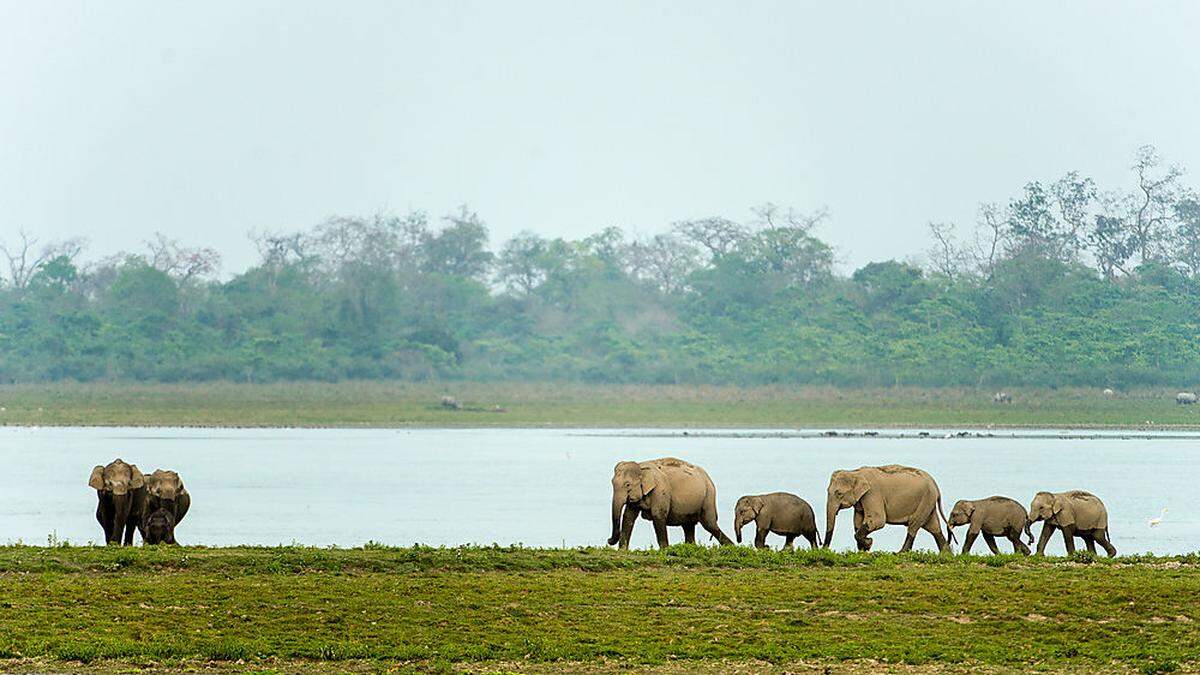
[
  {"left": 609, "top": 457, "right": 1116, "bottom": 556},
  {"left": 87, "top": 458, "right": 190, "bottom": 546}
]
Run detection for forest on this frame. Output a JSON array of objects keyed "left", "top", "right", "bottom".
[{"left": 3, "top": 146, "right": 1200, "bottom": 388}]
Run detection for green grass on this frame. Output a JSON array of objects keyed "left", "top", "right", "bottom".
[
  {"left": 2, "top": 381, "right": 1200, "bottom": 428},
  {"left": 0, "top": 545, "right": 1198, "bottom": 673}
]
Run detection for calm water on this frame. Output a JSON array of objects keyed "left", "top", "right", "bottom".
[{"left": 1, "top": 426, "right": 1195, "bottom": 554}]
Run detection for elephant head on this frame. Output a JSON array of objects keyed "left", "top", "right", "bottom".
[
  {"left": 146, "top": 470, "right": 184, "bottom": 503},
  {"left": 947, "top": 500, "right": 975, "bottom": 528},
  {"left": 608, "top": 461, "right": 658, "bottom": 545},
  {"left": 823, "top": 469, "right": 869, "bottom": 547},
  {"left": 144, "top": 508, "right": 176, "bottom": 545},
  {"left": 733, "top": 495, "right": 765, "bottom": 544},
  {"left": 1028, "top": 491, "right": 1071, "bottom": 527}
]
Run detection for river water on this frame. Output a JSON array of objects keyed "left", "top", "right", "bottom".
[{"left": 1, "top": 426, "right": 1193, "bottom": 554}]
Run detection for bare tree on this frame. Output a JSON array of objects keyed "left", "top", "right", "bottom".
[
  {"left": 145, "top": 232, "right": 221, "bottom": 283},
  {"left": 970, "top": 204, "right": 1008, "bottom": 280},
  {"left": 925, "top": 221, "right": 968, "bottom": 277},
  {"left": 1128, "top": 145, "right": 1183, "bottom": 264},
  {"left": 624, "top": 233, "right": 700, "bottom": 294},
  {"left": 0, "top": 229, "right": 85, "bottom": 290},
  {"left": 672, "top": 217, "right": 747, "bottom": 258}
]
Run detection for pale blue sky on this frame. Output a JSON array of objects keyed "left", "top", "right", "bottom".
[{"left": 2, "top": 2, "right": 1198, "bottom": 273}]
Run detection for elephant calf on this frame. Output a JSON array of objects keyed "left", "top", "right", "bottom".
[
  {"left": 947, "top": 496, "right": 1033, "bottom": 555},
  {"left": 143, "top": 507, "right": 177, "bottom": 545},
  {"left": 733, "top": 492, "right": 819, "bottom": 550},
  {"left": 1029, "top": 490, "right": 1116, "bottom": 557}
]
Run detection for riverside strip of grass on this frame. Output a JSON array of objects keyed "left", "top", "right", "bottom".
[
  {"left": 3, "top": 381, "right": 1200, "bottom": 428},
  {"left": 1, "top": 546, "right": 1198, "bottom": 673}
]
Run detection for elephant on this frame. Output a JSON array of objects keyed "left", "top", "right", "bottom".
[
  {"left": 88, "top": 458, "right": 147, "bottom": 546},
  {"left": 608, "top": 457, "right": 733, "bottom": 550},
  {"left": 144, "top": 469, "right": 190, "bottom": 532},
  {"left": 993, "top": 392, "right": 1012, "bottom": 404},
  {"left": 1176, "top": 392, "right": 1197, "bottom": 405},
  {"left": 823, "top": 464, "right": 954, "bottom": 553},
  {"left": 947, "top": 496, "right": 1033, "bottom": 555},
  {"left": 1028, "top": 490, "right": 1116, "bottom": 557},
  {"left": 733, "top": 492, "right": 819, "bottom": 550},
  {"left": 142, "top": 507, "right": 177, "bottom": 545}
]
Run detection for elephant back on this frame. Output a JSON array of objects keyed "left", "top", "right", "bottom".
[{"left": 1063, "top": 491, "right": 1108, "bottom": 530}]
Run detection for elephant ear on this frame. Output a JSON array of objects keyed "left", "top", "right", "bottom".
[
  {"left": 749, "top": 496, "right": 765, "bottom": 516},
  {"left": 639, "top": 466, "right": 660, "bottom": 497},
  {"left": 848, "top": 473, "right": 870, "bottom": 503},
  {"left": 129, "top": 465, "right": 146, "bottom": 489},
  {"left": 88, "top": 465, "right": 105, "bottom": 490},
  {"left": 1052, "top": 494, "right": 1075, "bottom": 528}
]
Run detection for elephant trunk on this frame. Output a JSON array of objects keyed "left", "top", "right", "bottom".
[
  {"left": 823, "top": 499, "right": 839, "bottom": 548},
  {"left": 734, "top": 515, "right": 745, "bottom": 544},
  {"left": 110, "top": 493, "right": 131, "bottom": 544},
  {"left": 608, "top": 493, "right": 624, "bottom": 546}
]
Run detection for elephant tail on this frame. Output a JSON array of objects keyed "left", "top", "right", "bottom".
[{"left": 937, "top": 495, "right": 956, "bottom": 544}]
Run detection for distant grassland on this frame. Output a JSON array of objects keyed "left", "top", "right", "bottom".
[
  {"left": 0, "top": 546, "right": 1197, "bottom": 673},
  {"left": 1, "top": 381, "right": 1200, "bottom": 428}
]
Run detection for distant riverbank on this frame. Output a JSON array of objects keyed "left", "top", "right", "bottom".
[{"left": 2, "top": 381, "right": 1200, "bottom": 429}]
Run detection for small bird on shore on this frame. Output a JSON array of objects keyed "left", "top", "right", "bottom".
[{"left": 1149, "top": 508, "right": 1168, "bottom": 527}]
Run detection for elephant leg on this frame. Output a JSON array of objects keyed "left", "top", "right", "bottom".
[
  {"left": 852, "top": 509, "right": 871, "bottom": 551},
  {"left": 783, "top": 534, "right": 796, "bottom": 551},
  {"left": 1035, "top": 523, "right": 1056, "bottom": 556},
  {"left": 1082, "top": 533, "right": 1097, "bottom": 554},
  {"left": 921, "top": 510, "right": 951, "bottom": 554},
  {"left": 962, "top": 530, "right": 978, "bottom": 554},
  {"left": 699, "top": 509, "right": 733, "bottom": 546},
  {"left": 754, "top": 527, "right": 769, "bottom": 549},
  {"left": 618, "top": 505, "right": 638, "bottom": 550},
  {"left": 123, "top": 519, "right": 137, "bottom": 547},
  {"left": 1008, "top": 532, "right": 1031, "bottom": 555},
  {"left": 1095, "top": 530, "right": 1117, "bottom": 557},
  {"left": 1059, "top": 525, "right": 1077, "bottom": 555},
  {"left": 982, "top": 533, "right": 1000, "bottom": 555},
  {"left": 95, "top": 502, "right": 112, "bottom": 545},
  {"left": 652, "top": 519, "right": 670, "bottom": 550},
  {"left": 682, "top": 522, "right": 697, "bottom": 545},
  {"left": 805, "top": 531, "right": 819, "bottom": 550}
]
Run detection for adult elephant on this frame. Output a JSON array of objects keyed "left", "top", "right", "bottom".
[
  {"left": 88, "top": 459, "right": 147, "bottom": 546},
  {"left": 823, "top": 464, "right": 954, "bottom": 553},
  {"left": 144, "top": 469, "right": 190, "bottom": 533},
  {"left": 1028, "top": 490, "right": 1116, "bottom": 557},
  {"left": 607, "top": 457, "right": 733, "bottom": 550}
]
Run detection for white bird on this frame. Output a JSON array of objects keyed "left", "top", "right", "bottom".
[{"left": 1149, "top": 508, "right": 1168, "bottom": 527}]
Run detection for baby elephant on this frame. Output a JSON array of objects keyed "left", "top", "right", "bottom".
[
  {"left": 733, "top": 493, "right": 819, "bottom": 550},
  {"left": 1029, "top": 490, "right": 1116, "bottom": 557},
  {"left": 947, "top": 496, "right": 1033, "bottom": 555},
  {"left": 142, "top": 508, "right": 177, "bottom": 545}
]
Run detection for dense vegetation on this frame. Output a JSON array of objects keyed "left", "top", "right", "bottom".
[
  {"left": 4, "top": 146, "right": 1200, "bottom": 388},
  {"left": 1, "top": 546, "right": 1197, "bottom": 673}
]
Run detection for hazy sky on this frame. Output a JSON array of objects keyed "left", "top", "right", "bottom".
[{"left": 3, "top": 2, "right": 1199, "bottom": 274}]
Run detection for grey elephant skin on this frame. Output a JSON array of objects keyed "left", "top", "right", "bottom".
[
  {"left": 143, "top": 507, "right": 177, "bottom": 545},
  {"left": 608, "top": 457, "right": 733, "bottom": 549},
  {"left": 143, "top": 469, "right": 190, "bottom": 541},
  {"left": 1029, "top": 490, "right": 1116, "bottom": 557},
  {"left": 88, "top": 458, "right": 147, "bottom": 546},
  {"left": 947, "top": 496, "right": 1033, "bottom": 555},
  {"left": 733, "top": 492, "right": 819, "bottom": 550},
  {"left": 823, "top": 464, "right": 954, "bottom": 553}
]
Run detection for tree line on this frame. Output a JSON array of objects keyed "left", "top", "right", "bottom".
[{"left": 3, "top": 145, "right": 1200, "bottom": 387}]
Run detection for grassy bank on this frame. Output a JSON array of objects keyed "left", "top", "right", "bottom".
[
  {"left": 2, "top": 381, "right": 1200, "bottom": 428},
  {"left": 0, "top": 546, "right": 1198, "bottom": 673}
]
